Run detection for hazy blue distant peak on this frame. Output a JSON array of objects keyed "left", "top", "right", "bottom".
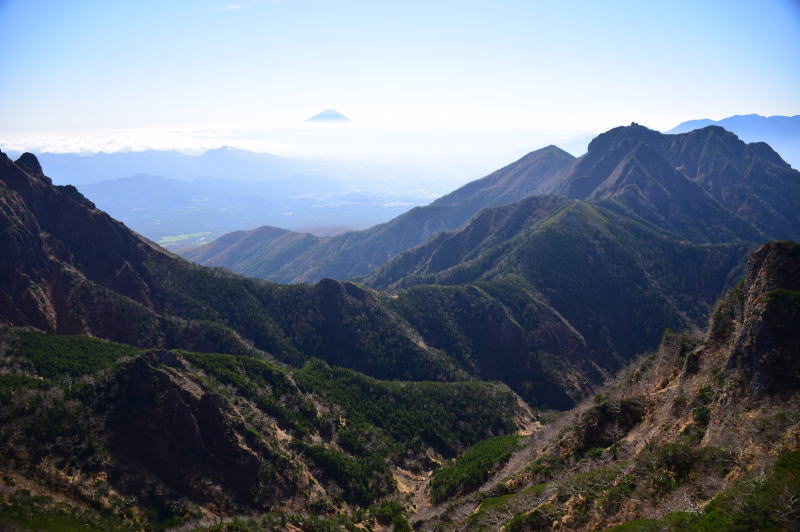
[
  {"left": 668, "top": 114, "right": 800, "bottom": 135},
  {"left": 202, "top": 146, "right": 240, "bottom": 153},
  {"left": 666, "top": 114, "right": 800, "bottom": 169},
  {"left": 307, "top": 109, "right": 351, "bottom": 123}
]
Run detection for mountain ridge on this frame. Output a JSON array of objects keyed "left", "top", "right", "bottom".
[
  {"left": 0, "top": 149, "right": 615, "bottom": 407},
  {"left": 185, "top": 124, "right": 800, "bottom": 284},
  {"left": 182, "top": 144, "right": 578, "bottom": 282},
  {"left": 366, "top": 195, "right": 752, "bottom": 362}
]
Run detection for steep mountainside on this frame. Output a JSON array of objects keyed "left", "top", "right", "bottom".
[
  {"left": 182, "top": 146, "right": 577, "bottom": 282},
  {"left": 555, "top": 124, "right": 800, "bottom": 241},
  {"left": 183, "top": 225, "right": 321, "bottom": 277},
  {"left": 361, "top": 124, "right": 799, "bottom": 368},
  {"left": 416, "top": 241, "right": 800, "bottom": 531},
  {"left": 0, "top": 150, "right": 614, "bottom": 408},
  {"left": 1, "top": 150, "right": 465, "bottom": 381},
  {"left": 429, "top": 146, "right": 575, "bottom": 211},
  {"left": 368, "top": 196, "right": 752, "bottom": 363},
  {"left": 1, "top": 241, "right": 795, "bottom": 531}
]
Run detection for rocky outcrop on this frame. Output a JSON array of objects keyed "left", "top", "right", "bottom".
[
  {"left": 726, "top": 241, "right": 800, "bottom": 397},
  {"left": 567, "top": 397, "right": 647, "bottom": 455},
  {"left": 109, "top": 351, "right": 297, "bottom": 510},
  {"left": 14, "top": 153, "right": 46, "bottom": 180}
]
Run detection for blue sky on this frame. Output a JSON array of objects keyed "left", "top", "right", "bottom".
[{"left": 1, "top": 0, "right": 799, "bottom": 156}]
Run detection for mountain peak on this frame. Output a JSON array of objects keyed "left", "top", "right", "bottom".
[
  {"left": 586, "top": 122, "right": 662, "bottom": 153},
  {"left": 15, "top": 152, "right": 44, "bottom": 178},
  {"left": 537, "top": 144, "right": 570, "bottom": 155},
  {"left": 306, "top": 108, "right": 351, "bottom": 123},
  {"left": 515, "top": 144, "right": 574, "bottom": 163}
]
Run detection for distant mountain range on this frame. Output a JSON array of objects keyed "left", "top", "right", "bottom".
[
  {"left": 16, "top": 146, "right": 381, "bottom": 186},
  {"left": 668, "top": 113, "right": 799, "bottom": 168},
  {"left": 79, "top": 173, "right": 424, "bottom": 249},
  {"left": 182, "top": 145, "right": 578, "bottom": 279},
  {"left": 6, "top": 148, "right": 433, "bottom": 248},
  {"left": 186, "top": 123, "right": 799, "bottom": 283}
]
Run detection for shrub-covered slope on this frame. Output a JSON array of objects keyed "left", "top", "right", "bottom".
[
  {"left": 369, "top": 197, "right": 751, "bottom": 364},
  {"left": 418, "top": 241, "right": 800, "bottom": 531},
  {"left": 0, "top": 327, "right": 530, "bottom": 530}
]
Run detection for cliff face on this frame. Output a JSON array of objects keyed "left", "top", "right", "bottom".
[
  {"left": 109, "top": 352, "right": 280, "bottom": 509},
  {"left": 722, "top": 241, "right": 800, "bottom": 398},
  {"left": 0, "top": 151, "right": 157, "bottom": 332}
]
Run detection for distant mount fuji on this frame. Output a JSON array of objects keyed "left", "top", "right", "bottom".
[{"left": 306, "top": 108, "right": 351, "bottom": 123}]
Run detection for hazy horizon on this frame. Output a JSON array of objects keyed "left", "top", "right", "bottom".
[{"left": 2, "top": 1, "right": 799, "bottom": 169}]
